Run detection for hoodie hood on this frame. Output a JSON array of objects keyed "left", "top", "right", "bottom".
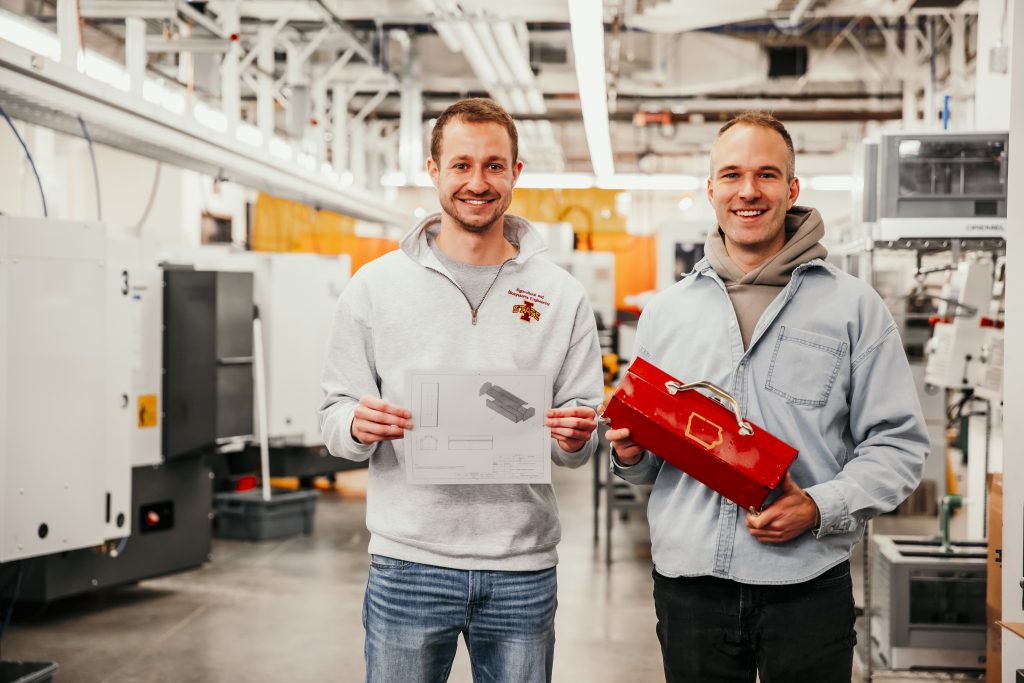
[
  {"left": 706, "top": 205, "right": 828, "bottom": 286},
  {"left": 400, "top": 212, "right": 548, "bottom": 267},
  {"left": 704, "top": 205, "right": 829, "bottom": 349}
]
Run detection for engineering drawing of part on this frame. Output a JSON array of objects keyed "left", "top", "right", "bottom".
[
  {"left": 420, "top": 435, "right": 438, "bottom": 450},
  {"left": 479, "top": 382, "right": 536, "bottom": 423},
  {"left": 448, "top": 435, "right": 494, "bottom": 450}
]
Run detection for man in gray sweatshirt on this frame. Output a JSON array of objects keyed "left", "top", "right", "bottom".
[
  {"left": 607, "top": 112, "right": 928, "bottom": 681},
  {"left": 319, "top": 98, "right": 603, "bottom": 683}
]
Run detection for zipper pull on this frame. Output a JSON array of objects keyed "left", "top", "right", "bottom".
[{"left": 472, "top": 310, "right": 478, "bottom": 325}]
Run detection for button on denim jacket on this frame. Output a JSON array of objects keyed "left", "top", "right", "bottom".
[{"left": 613, "top": 257, "right": 928, "bottom": 584}]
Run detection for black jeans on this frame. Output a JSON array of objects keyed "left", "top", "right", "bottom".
[{"left": 652, "top": 561, "right": 856, "bottom": 683}]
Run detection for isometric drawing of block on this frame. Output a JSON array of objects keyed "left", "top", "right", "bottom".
[{"left": 479, "top": 382, "right": 536, "bottom": 423}]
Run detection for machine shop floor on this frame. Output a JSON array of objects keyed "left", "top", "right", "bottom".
[{"left": 1, "top": 465, "right": 968, "bottom": 683}]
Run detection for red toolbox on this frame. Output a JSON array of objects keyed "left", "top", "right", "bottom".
[{"left": 603, "top": 357, "right": 798, "bottom": 512}]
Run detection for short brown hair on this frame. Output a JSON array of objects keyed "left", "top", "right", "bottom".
[
  {"left": 430, "top": 98, "right": 519, "bottom": 164},
  {"left": 715, "top": 111, "right": 795, "bottom": 180}
]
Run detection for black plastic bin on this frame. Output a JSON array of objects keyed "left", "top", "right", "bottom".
[
  {"left": 213, "top": 489, "right": 318, "bottom": 541},
  {"left": 0, "top": 661, "right": 58, "bottom": 683}
]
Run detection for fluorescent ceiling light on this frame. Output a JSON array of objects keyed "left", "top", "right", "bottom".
[
  {"left": 807, "top": 175, "right": 854, "bottom": 191},
  {"left": 296, "top": 152, "right": 316, "bottom": 172},
  {"left": 516, "top": 172, "right": 594, "bottom": 189},
  {"left": 142, "top": 79, "right": 186, "bottom": 115},
  {"left": 269, "top": 136, "right": 294, "bottom": 162},
  {"left": 235, "top": 122, "right": 264, "bottom": 147},
  {"left": 0, "top": 10, "right": 59, "bottom": 60},
  {"left": 568, "top": 0, "right": 614, "bottom": 177},
  {"left": 80, "top": 51, "right": 130, "bottom": 91},
  {"left": 381, "top": 171, "right": 433, "bottom": 187},
  {"left": 596, "top": 174, "right": 702, "bottom": 191},
  {"left": 193, "top": 102, "right": 228, "bottom": 133},
  {"left": 380, "top": 171, "right": 407, "bottom": 187}
]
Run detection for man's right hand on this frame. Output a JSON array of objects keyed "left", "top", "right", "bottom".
[
  {"left": 351, "top": 396, "right": 413, "bottom": 444},
  {"left": 606, "top": 427, "right": 644, "bottom": 466}
]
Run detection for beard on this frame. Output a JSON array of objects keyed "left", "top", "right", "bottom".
[{"left": 438, "top": 192, "right": 511, "bottom": 234}]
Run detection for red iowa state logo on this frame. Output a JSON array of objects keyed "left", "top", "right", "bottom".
[{"left": 512, "top": 300, "right": 541, "bottom": 322}]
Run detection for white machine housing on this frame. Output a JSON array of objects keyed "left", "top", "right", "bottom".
[
  {"left": 1, "top": 218, "right": 134, "bottom": 562},
  {"left": 873, "top": 131, "right": 1008, "bottom": 241},
  {"left": 160, "top": 247, "right": 350, "bottom": 447},
  {"left": 546, "top": 251, "right": 616, "bottom": 328},
  {"left": 924, "top": 256, "right": 994, "bottom": 389},
  {"left": 107, "top": 233, "right": 164, "bottom": 471}
]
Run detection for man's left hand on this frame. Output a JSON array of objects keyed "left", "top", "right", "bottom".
[
  {"left": 745, "top": 473, "right": 819, "bottom": 544},
  {"left": 545, "top": 406, "right": 598, "bottom": 453}
]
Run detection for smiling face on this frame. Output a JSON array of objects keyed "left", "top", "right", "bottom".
[
  {"left": 427, "top": 119, "right": 523, "bottom": 235},
  {"left": 707, "top": 123, "right": 800, "bottom": 267}
]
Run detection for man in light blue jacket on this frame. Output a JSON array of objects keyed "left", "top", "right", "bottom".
[{"left": 607, "top": 112, "right": 928, "bottom": 682}]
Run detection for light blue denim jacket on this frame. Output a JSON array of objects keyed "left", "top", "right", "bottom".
[{"left": 612, "top": 256, "right": 928, "bottom": 584}]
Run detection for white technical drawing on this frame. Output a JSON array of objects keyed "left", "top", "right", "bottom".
[
  {"left": 479, "top": 382, "right": 536, "bottom": 423},
  {"left": 421, "top": 383, "right": 439, "bottom": 427},
  {"left": 405, "top": 369, "right": 551, "bottom": 485},
  {"left": 449, "top": 435, "right": 494, "bottom": 450}
]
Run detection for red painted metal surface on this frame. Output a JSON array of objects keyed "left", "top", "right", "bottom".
[{"left": 604, "top": 357, "right": 798, "bottom": 511}]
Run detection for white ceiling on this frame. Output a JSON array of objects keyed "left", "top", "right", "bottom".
[{"left": 2, "top": 0, "right": 975, "bottom": 178}]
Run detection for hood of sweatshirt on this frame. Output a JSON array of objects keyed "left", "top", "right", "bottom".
[
  {"left": 704, "top": 206, "right": 829, "bottom": 349},
  {"left": 400, "top": 212, "right": 548, "bottom": 267},
  {"left": 706, "top": 205, "right": 828, "bottom": 286}
]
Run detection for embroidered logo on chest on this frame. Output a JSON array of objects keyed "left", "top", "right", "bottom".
[
  {"left": 507, "top": 287, "right": 552, "bottom": 324},
  {"left": 513, "top": 300, "right": 540, "bottom": 322}
]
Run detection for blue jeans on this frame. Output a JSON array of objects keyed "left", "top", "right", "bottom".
[
  {"left": 652, "top": 560, "right": 856, "bottom": 683},
  {"left": 363, "top": 555, "right": 557, "bottom": 683}
]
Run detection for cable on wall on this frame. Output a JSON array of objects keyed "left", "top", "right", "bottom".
[
  {"left": 134, "top": 161, "right": 162, "bottom": 232},
  {"left": 77, "top": 115, "right": 102, "bottom": 221},
  {"left": 0, "top": 106, "right": 48, "bottom": 217}
]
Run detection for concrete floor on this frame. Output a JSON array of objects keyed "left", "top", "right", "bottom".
[
  {"left": 1, "top": 459, "right": 662, "bottom": 682},
  {"left": 1, "top": 459, "right": 977, "bottom": 683}
]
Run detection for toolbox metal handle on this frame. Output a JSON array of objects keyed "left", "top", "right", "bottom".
[{"left": 664, "top": 381, "right": 754, "bottom": 437}]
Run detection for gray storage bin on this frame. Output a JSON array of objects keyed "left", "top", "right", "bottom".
[
  {"left": 213, "top": 489, "right": 318, "bottom": 541},
  {"left": 0, "top": 661, "right": 59, "bottom": 683}
]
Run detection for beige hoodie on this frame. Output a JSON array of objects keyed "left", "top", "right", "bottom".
[{"left": 705, "top": 206, "right": 828, "bottom": 349}]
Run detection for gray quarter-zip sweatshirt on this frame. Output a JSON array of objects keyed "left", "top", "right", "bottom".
[{"left": 319, "top": 213, "right": 604, "bottom": 570}]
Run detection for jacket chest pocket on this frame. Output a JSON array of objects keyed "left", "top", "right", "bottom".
[{"left": 764, "top": 326, "right": 847, "bottom": 407}]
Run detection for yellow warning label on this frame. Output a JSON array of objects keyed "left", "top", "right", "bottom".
[{"left": 138, "top": 395, "right": 158, "bottom": 428}]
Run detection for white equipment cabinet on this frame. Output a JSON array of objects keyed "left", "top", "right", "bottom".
[
  {"left": 923, "top": 256, "right": 994, "bottom": 389},
  {"left": 160, "top": 247, "right": 350, "bottom": 446},
  {"left": 258, "top": 253, "right": 350, "bottom": 446},
  {"left": 546, "top": 251, "right": 616, "bottom": 328},
  {"left": 0, "top": 218, "right": 132, "bottom": 562}
]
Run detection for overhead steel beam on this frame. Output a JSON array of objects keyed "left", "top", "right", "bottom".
[
  {"left": 0, "top": 41, "right": 408, "bottom": 226},
  {"left": 239, "top": 10, "right": 293, "bottom": 71},
  {"left": 145, "top": 36, "right": 233, "bottom": 53},
  {"left": 314, "top": 47, "right": 356, "bottom": 89},
  {"left": 310, "top": 0, "right": 382, "bottom": 73},
  {"left": 79, "top": 0, "right": 176, "bottom": 19},
  {"left": 175, "top": 0, "right": 225, "bottom": 37},
  {"left": 363, "top": 106, "right": 903, "bottom": 123},
  {"left": 352, "top": 87, "right": 392, "bottom": 124}
]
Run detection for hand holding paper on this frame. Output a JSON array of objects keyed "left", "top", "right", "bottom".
[
  {"left": 545, "top": 406, "right": 598, "bottom": 453},
  {"left": 351, "top": 395, "right": 413, "bottom": 444}
]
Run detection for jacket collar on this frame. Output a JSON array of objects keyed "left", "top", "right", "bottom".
[
  {"left": 399, "top": 213, "right": 547, "bottom": 267},
  {"left": 694, "top": 255, "right": 835, "bottom": 281}
]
